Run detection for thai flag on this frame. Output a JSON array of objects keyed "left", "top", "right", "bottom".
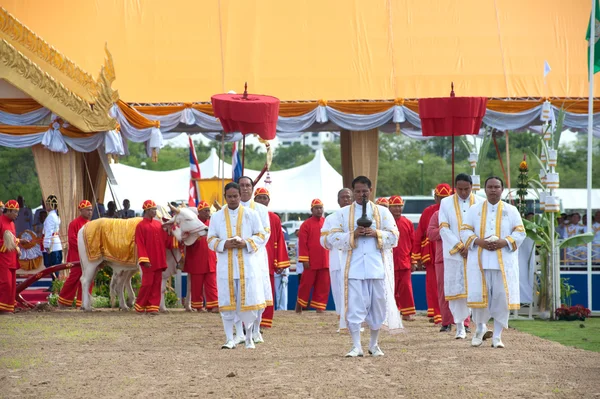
[
  {"left": 188, "top": 136, "right": 201, "bottom": 207},
  {"left": 232, "top": 141, "right": 242, "bottom": 182}
]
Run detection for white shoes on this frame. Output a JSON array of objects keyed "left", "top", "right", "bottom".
[
  {"left": 471, "top": 325, "right": 489, "bottom": 347},
  {"left": 234, "top": 335, "right": 246, "bottom": 345},
  {"left": 455, "top": 329, "right": 467, "bottom": 340},
  {"left": 221, "top": 340, "right": 236, "bottom": 349},
  {"left": 345, "top": 347, "right": 364, "bottom": 357},
  {"left": 492, "top": 337, "right": 505, "bottom": 348},
  {"left": 245, "top": 340, "right": 256, "bottom": 349},
  {"left": 368, "top": 345, "right": 385, "bottom": 357},
  {"left": 253, "top": 332, "right": 264, "bottom": 344}
]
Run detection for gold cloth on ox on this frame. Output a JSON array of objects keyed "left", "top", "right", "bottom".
[{"left": 83, "top": 218, "right": 142, "bottom": 266}]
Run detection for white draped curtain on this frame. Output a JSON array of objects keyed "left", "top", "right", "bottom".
[{"left": 0, "top": 101, "right": 598, "bottom": 154}]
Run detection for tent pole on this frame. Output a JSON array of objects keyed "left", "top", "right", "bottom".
[
  {"left": 506, "top": 130, "right": 513, "bottom": 205},
  {"left": 587, "top": 0, "right": 595, "bottom": 312}
]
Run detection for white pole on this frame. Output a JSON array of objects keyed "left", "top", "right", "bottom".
[{"left": 587, "top": 0, "right": 595, "bottom": 312}]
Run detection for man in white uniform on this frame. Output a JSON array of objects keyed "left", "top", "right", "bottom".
[
  {"left": 329, "top": 176, "right": 401, "bottom": 358},
  {"left": 320, "top": 188, "right": 353, "bottom": 322},
  {"left": 237, "top": 176, "right": 271, "bottom": 344},
  {"left": 460, "top": 177, "right": 526, "bottom": 349},
  {"left": 43, "top": 195, "right": 62, "bottom": 283},
  {"left": 438, "top": 173, "right": 484, "bottom": 339},
  {"left": 207, "top": 182, "right": 268, "bottom": 349}
]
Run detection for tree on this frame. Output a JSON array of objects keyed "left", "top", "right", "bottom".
[
  {"left": 0, "top": 147, "right": 42, "bottom": 206},
  {"left": 271, "top": 143, "right": 313, "bottom": 170}
]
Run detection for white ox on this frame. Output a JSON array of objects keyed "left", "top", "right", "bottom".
[{"left": 78, "top": 207, "right": 207, "bottom": 312}]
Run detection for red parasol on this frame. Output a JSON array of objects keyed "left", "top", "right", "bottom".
[
  {"left": 418, "top": 83, "right": 487, "bottom": 188},
  {"left": 211, "top": 84, "right": 280, "bottom": 141}
]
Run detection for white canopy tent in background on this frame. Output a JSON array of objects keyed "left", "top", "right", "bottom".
[{"left": 105, "top": 148, "right": 343, "bottom": 214}]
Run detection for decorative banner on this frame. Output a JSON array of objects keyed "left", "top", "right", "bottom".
[
  {"left": 471, "top": 174, "right": 481, "bottom": 191},
  {"left": 546, "top": 172, "right": 560, "bottom": 189},
  {"left": 548, "top": 149, "right": 558, "bottom": 167}
]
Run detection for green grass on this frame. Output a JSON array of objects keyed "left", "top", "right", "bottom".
[{"left": 510, "top": 317, "right": 600, "bottom": 352}]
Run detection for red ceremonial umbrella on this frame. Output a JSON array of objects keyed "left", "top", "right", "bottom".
[
  {"left": 211, "top": 84, "right": 280, "bottom": 175},
  {"left": 418, "top": 84, "right": 487, "bottom": 189}
]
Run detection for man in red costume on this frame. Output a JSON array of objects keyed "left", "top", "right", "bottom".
[
  {"left": 58, "top": 200, "right": 94, "bottom": 308},
  {"left": 389, "top": 195, "right": 416, "bottom": 321},
  {"left": 412, "top": 183, "right": 451, "bottom": 325},
  {"left": 134, "top": 200, "right": 172, "bottom": 315},
  {"left": 375, "top": 197, "right": 389, "bottom": 208},
  {"left": 184, "top": 200, "right": 218, "bottom": 312},
  {"left": 427, "top": 210, "right": 453, "bottom": 332},
  {"left": 254, "top": 187, "right": 290, "bottom": 328},
  {"left": 0, "top": 200, "right": 20, "bottom": 314},
  {"left": 296, "top": 199, "right": 329, "bottom": 313}
]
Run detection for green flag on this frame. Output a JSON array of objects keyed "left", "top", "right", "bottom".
[{"left": 586, "top": 0, "right": 600, "bottom": 76}]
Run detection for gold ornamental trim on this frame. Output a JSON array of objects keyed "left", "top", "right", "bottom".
[
  {"left": 0, "top": 38, "right": 117, "bottom": 132},
  {"left": 0, "top": 7, "right": 102, "bottom": 100}
]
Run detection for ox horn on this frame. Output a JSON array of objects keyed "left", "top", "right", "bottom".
[{"left": 169, "top": 203, "right": 180, "bottom": 214}]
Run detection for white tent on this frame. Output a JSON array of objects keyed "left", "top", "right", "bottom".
[{"left": 105, "top": 148, "right": 343, "bottom": 213}]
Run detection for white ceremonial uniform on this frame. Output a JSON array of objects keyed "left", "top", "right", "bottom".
[
  {"left": 207, "top": 205, "right": 268, "bottom": 341},
  {"left": 241, "top": 200, "right": 272, "bottom": 306},
  {"left": 329, "top": 201, "right": 401, "bottom": 332},
  {"left": 43, "top": 210, "right": 62, "bottom": 252},
  {"left": 320, "top": 212, "right": 343, "bottom": 315},
  {"left": 438, "top": 193, "right": 484, "bottom": 323},
  {"left": 460, "top": 200, "right": 526, "bottom": 328}
]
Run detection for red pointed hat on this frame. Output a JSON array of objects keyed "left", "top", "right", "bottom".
[
  {"left": 375, "top": 197, "right": 389, "bottom": 206},
  {"left": 197, "top": 200, "right": 210, "bottom": 211},
  {"left": 311, "top": 198, "right": 323, "bottom": 208},
  {"left": 435, "top": 183, "right": 452, "bottom": 197},
  {"left": 78, "top": 200, "right": 93, "bottom": 210},
  {"left": 142, "top": 200, "right": 157, "bottom": 210},
  {"left": 5, "top": 199, "right": 19, "bottom": 210},
  {"left": 388, "top": 195, "right": 404, "bottom": 206},
  {"left": 254, "top": 187, "right": 270, "bottom": 198}
]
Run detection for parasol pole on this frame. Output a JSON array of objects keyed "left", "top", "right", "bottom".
[
  {"left": 451, "top": 133, "right": 455, "bottom": 189},
  {"left": 450, "top": 82, "right": 455, "bottom": 188},
  {"left": 221, "top": 132, "right": 225, "bottom": 204},
  {"left": 242, "top": 135, "right": 246, "bottom": 175}
]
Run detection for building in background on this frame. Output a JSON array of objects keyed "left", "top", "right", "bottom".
[{"left": 279, "top": 132, "right": 337, "bottom": 150}]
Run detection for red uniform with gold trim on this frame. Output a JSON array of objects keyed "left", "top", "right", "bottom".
[
  {"left": 261, "top": 211, "right": 290, "bottom": 328},
  {"left": 296, "top": 215, "right": 330, "bottom": 311},
  {"left": 58, "top": 214, "right": 93, "bottom": 307},
  {"left": 393, "top": 215, "right": 416, "bottom": 316},
  {"left": 412, "top": 203, "right": 441, "bottom": 323},
  {"left": 184, "top": 218, "right": 218, "bottom": 311},
  {"left": 0, "top": 205, "right": 19, "bottom": 313},
  {"left": 427, "top": 211, "right": 453, "bottom": 327},
  {"left": 134, "top": 201, "right": 172, "bottom": 313}
]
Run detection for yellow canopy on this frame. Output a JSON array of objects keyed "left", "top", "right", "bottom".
[{"left": 2, "top": 0, "right": 597, "bottom": 103}]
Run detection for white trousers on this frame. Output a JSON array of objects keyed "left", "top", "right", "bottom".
[
  {"left": 471, "top": 270, "right": 510, "bottom": 329},
  {"left": 346, "top": 279, "right": 386, "bottom": 332},
  {"left": 449, "top": 297, "right": 470, "bottom": 324},
  {"left": 221, "top": 280, "right": 258, "bottom": 327},
  {"left": 330, "top": 269, "right": 342, "bottom": 315}
]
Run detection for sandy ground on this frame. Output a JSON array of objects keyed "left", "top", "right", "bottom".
[{"left": 1, "top": 309, "right": 600, "bottom": 399}]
